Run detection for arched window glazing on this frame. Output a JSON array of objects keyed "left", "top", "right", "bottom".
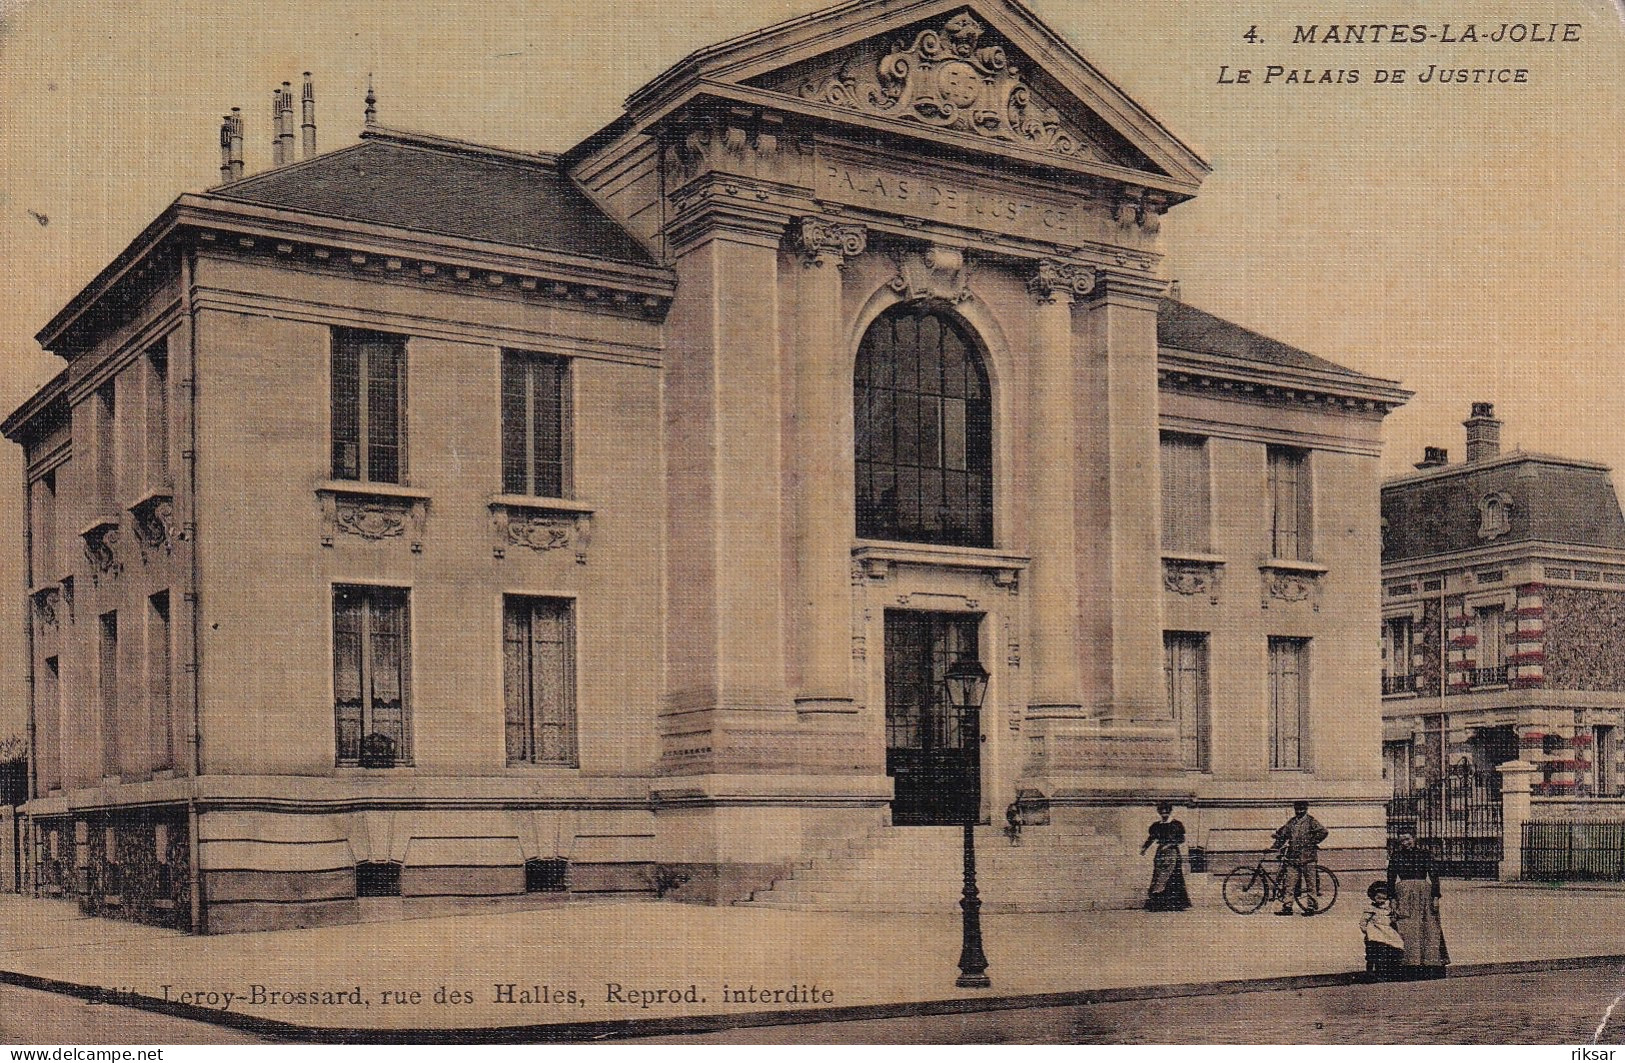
[{"left": 854, "top": 306, "right": 992, "bottom": 547}]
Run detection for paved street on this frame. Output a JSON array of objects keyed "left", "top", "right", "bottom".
[
  {"left": 622, "top": 964, "right": 1625, "bottom": 1044},
  {"left": 1, "top": 882, "right": 1623, "bottom": 1040},
  {"left": 0, "top": 984, "right": 266, "bottom": 1046}
]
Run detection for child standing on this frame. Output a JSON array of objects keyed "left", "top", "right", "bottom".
[{"left": 1361, "top": 881, "right": 1405, "bottom": 980}]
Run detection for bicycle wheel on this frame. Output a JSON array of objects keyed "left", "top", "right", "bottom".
[
  {"left": 1222, "top": 865, "right": 1270, "bottom": 914},
  {"left": 1294, "top": 864, "right": 1339, "bottom": 915}
]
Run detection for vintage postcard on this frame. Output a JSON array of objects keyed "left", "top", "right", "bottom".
[{"left": 0, "top": 0, "right": 1621, "bottom": 1049}]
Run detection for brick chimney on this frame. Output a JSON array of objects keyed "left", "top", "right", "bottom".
[
  {"left": 1415, "top": 446, "right": 1449, "bottom": 470},
  {"left": 1464, "top": 402, "right": 1501, "bottom": 463}
]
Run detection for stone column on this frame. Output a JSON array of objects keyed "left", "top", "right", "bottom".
[
  {"left": 1497, "top": 759, "right": 1537, "bottom": 882},
  {"left": 659, "top": 194, "right": 796, "bottom": 773},
  {"left": 1023, "top": 260, "right": 1093, "bottom": 717},
  {"left": 1082, "top": 268, "right": 1170, "bottom": 722},
  {"left": 788, "top": 218, "right": 865, "bottom": 714}
]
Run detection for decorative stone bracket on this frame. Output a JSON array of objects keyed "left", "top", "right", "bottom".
[
  {"left": 1162, "top": 554, "right": 1224, "bottom": 605},
  {"left": 80, "top": 516, "right": 122, "bottom": 585},
  {"left": 489, "top": 496, "right": 594, "bottom": 564},
  {"left": 129, "top": 490, "right": 176, "bottom": 561},
  {"left": 317, "top": 483, "right": 430, "bottom": 552},
  {"left": 31, "top": 584, "right": 63, "bottom": 631},
  {"left": 1259, "top": 559, "right": 1328, "bottom": 611}
]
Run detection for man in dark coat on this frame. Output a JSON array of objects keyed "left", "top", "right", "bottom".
[{"left": 1271, "top": 800, "right": 1329, "bottom": 915}]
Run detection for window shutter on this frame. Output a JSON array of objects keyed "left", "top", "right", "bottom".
[
  {"left": 500, "top": 355, "right": 528, "bottom": 495},
  {"left": 331, "top": 331, "right": 361, "bottom": 480},
  {"left": 503, "top": 602, "right": 530, "bottom": 763},
  {"left": 1161, "top": 436, "right": 1209, "bottom": 552},
  {"left": 533, "top": 359, "right": 564, "bottom": 498},
  {"left": 531, "top": 600, "right": 576, "bottom": 766},
  {"left": 364, "top": 335, "right": 403, "bottom": 484},
  {"left": 333, "top": 592, "right": 364, "bottom": 762}
]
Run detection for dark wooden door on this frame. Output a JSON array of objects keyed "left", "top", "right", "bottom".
[{"left": 884, "top": 610, "right": 983, "bottom": 825}]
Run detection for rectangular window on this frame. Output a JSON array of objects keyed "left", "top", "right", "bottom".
[
  {"left": 1268, "top": 636, "right": 1309, "bottom": 769},
  {"left": 1160, "top": 434, "right": 1210, "bottom": 553},
  {"left": 1475, "top": 605, "right": 1506, "bottom": 684},
  {"left": 333, "top": 585, "right": 411, "bottom": 767},
  {"left": 501, "top": 351, "right": 568, "bottom": 498},
  {"left": 28, "top": 469, "right": 56, "bottom": 586},
  {"left": 1596, "top": 725, "right": 1617, "bottom": 796},
  {"left": 99, "top": 611, "right": 118, "bottom": 777},
  {"left": 503, "top": 596, "right": 578, "bottom": 766},
  {"left": 95, "top": 381, "right": 116, "bottom": 504},
  {"left": 331, "top": 328, "right": 406, "bottom": 483},
  {"left": 148, "top": 592, "right": 172, "bottom": 773},
  {"left": 146, "top": 343, "right": 169, "bottom": 486},
  {"left": 1383, "top": 616, "right": 1415, "bottom": 694},
  {"left": 1163, "top": 632, "right": 1211, "bottom": 771},
  {"left": 1267, "top": 446, "right": 1311, "bottom": 560}
]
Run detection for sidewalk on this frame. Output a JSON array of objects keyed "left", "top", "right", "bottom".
[{"left": 0, "top": 879, "right": 1620, "bottom": 1038}]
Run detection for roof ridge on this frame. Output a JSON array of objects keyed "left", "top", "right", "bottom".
[
  {"left": 361, "top": 125, "right": 561, "bottom": 168},
  {"left": 208, "top": 139, "right": 371, "bottom": 194}
]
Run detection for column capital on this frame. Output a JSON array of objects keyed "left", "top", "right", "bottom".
[
  {"left": 1026, "top": 259, "right": 1097, "bottom": 304},
  {"left": 790, "top": 216, "right": 868, "bottom": 267}
]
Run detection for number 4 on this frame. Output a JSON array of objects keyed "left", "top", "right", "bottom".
[{"left": 1243, "top": 25, "right": 1261, "bottom": 43}]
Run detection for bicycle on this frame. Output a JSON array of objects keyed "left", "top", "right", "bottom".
[{"left": 1222, "top": 852, "right": 1339, "bottom": 916}]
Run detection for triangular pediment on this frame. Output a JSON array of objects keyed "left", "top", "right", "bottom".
[{"left": 628, "top": 0, "right": 1208, "bottom": 189}]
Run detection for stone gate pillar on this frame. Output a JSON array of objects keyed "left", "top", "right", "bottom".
[{"left": 1497, "top": 759, "right": 1536, "bottom": 881}]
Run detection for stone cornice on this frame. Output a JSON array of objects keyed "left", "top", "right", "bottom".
[
  {"left": 1158, "top": 348, "right": 1411, "bottom": 413},
  {"left": 38, "top": 195, "right": 679, "bottom": 359},
  {"left": 640, "top": 80, "right": 1201, "bottom": 202},
  {"left": 1382, "top": 541, "right": 1625, "bottom": 580}
]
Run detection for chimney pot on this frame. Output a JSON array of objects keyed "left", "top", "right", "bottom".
[
  {"left": 229, "top": 107, "right": 244, "bottom": 178},
  {"left": 1416, "top": 446, "right": 1450, "bottom": 470},
  {"left": 1464, "top": 401, "right": 1502, "bottom": 463},
  {"left": 301, "top": 72, "right": 317, "bottom": 158}
]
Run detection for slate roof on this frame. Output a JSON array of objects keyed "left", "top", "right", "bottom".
[
  {"left": 209, "top": 132, "right": 656, "bottom": 267},
  {"left": 1157, "top": 298, "right": 1373, "bottom": 380},
  {"left": 1382, "top": 456, "right": 1625, "bottom": 562}
]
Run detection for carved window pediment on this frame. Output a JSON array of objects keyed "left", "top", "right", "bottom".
[
  {"left": 489, "top": 496, "right": 594, "bottom": 564},
  {"left": 1259, "top": 559, "right": 1328, "bottom": 611},
  {"left": 1162, "top": 554, "right": 1224, "bottom": 605},
  {"left": 317, "top": 483, "right": 429, "bottom": 552}
]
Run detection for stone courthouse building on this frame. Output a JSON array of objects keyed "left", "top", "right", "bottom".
[
  {"left": 1382, "top": 404, "right": 1625, "bottom": 799},
  {"left": 6, "top": 0, "right": 1408, "bottom": 931}
]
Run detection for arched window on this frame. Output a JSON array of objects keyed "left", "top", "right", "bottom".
[{"left": 855, "top": 306, "right": 992, "bottom": 547}]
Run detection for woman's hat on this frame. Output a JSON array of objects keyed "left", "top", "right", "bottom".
[
  {"left": 1367, "top": 880, "right": 1391, "bottom": 900},
  {"left": 1155, "top": 801, "right": 1174, "bottom": 814}
]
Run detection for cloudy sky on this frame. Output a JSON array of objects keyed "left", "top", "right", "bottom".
[{"left": 0, "top": 0, "right": 1621, "bottom": 735}]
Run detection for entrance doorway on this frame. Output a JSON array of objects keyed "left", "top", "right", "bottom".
[
  {"left": 884, "top": 610, "right": 984, "bottom": 826},
  {"left": 1468, "top": 725, "right": 1519, "bottom": 773}
]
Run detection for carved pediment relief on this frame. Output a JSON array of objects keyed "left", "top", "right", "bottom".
[{"left": 752, "top": 10, "right": 1147, "bottom": 169}]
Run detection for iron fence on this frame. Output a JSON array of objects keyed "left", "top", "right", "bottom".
[
  {"left": 1385, "top": 763, "right": 1503, "bottom": 878},
  {"left": 1522, "top": 821, "right": 1625, "bottom": 882}
]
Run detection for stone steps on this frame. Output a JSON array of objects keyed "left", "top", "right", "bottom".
[{"left": 738, "top": 823, "right": 1150, "bottom": 913}]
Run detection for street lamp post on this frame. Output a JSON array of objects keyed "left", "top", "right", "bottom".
[{"left": 944, "top": 652, "right": 991, "bottom": 989}]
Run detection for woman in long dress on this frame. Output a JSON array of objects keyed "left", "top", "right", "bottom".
[
  {"left": 1387, "top": 830, "right": 1449, "bottom": 977},
  {"left": 1141, "top": 802, "right": 1192, "bottom": 911}
]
